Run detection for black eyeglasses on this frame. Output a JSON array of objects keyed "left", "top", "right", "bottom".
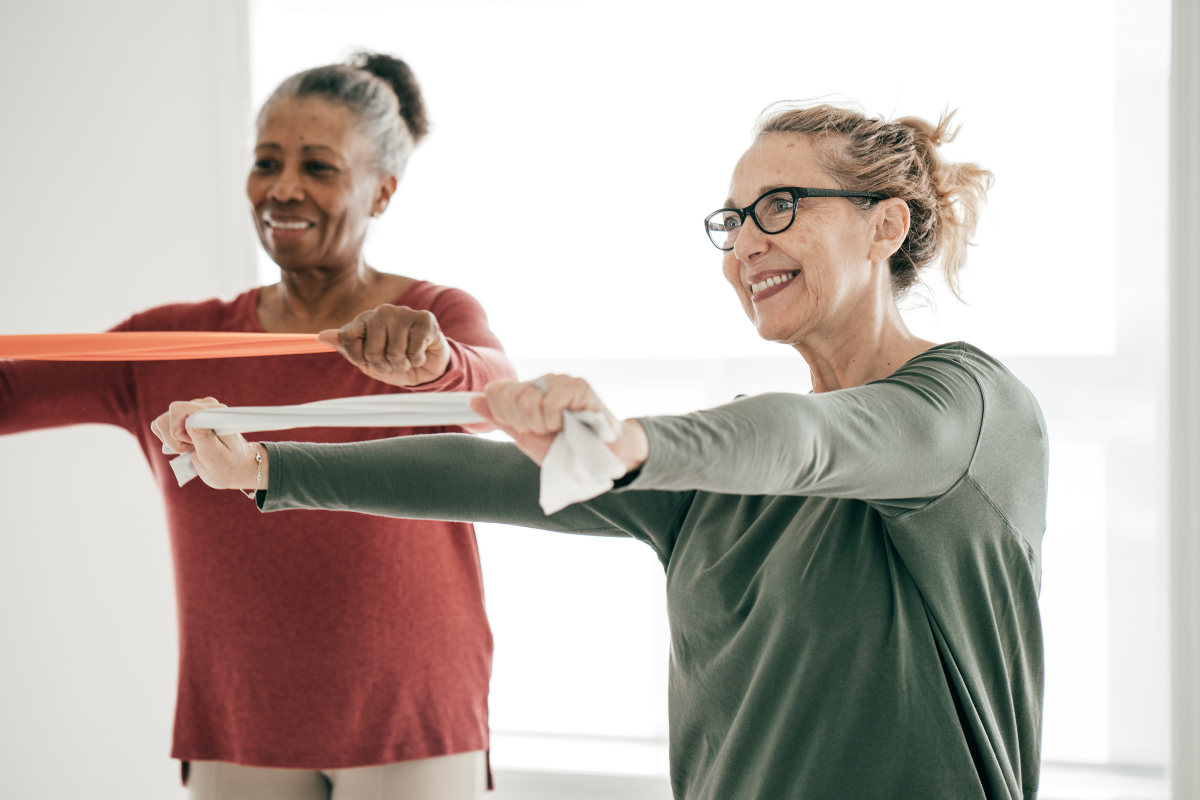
[{"left": 704, "top": 186, "right": 886, "bottom": 251}]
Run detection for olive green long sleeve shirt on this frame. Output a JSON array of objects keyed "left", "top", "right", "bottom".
[{"left": 259, "top": 342, "right": 1048, "bottom": 800}]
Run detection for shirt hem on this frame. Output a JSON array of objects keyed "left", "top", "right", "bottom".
[{"left": 172, "top": 734, "right": 491, "bottom": 772}]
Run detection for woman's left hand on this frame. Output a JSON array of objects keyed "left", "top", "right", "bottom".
[
  {"left": 470, "top": 374, "right": 650, "bottom": 472},
  {"left": 317, "top": 304, "right": 450, "bottom": 386},
  {"left": 150, "top": 398, "right": 266, "bottom": 490}
]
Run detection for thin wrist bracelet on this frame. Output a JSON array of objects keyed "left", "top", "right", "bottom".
[{"left": 242, "top": 444, "right": 262, "bottom": 500}]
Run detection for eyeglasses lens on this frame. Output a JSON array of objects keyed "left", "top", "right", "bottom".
[
  {"left": 705, "top": 191, "right": 797, "bottom": 251},
  {"left": 754, "top": 191, "right": 796, "bottom": 233},
  {"left": 706, "top": 211, "right": 741, "bottom": 251}
]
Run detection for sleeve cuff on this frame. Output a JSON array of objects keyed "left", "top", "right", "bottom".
[
  {"left": 608, "top": 416, "right": 672, "bottom": 492},
  {"left": 256, "top": 441, "right": 284, "bottom": 512},
  {"left": 402, "top": 345, "right": 465, "bottom": 393}
]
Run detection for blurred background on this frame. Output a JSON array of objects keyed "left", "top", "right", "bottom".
[{"left": 0, "top": 0, "right": 1185, "bottom": 798}]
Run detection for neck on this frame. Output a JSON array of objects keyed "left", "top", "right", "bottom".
[
  {"left": 272, "top": 256, "right": 378, "bottom": 328},
  {"left": 793, "top": 289, "right": 934, "bottom": 393}
]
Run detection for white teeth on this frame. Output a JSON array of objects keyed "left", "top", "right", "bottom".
[
  {"left": 750, "top": 271, "right": 798, "bottom": 293},
  {"left": 266, "top": 220, "right": 313, "bottom": 230}
]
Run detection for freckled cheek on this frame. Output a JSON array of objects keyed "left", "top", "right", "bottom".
[{"left": 778, "top": 226, "right": 813, "bottom": 259}]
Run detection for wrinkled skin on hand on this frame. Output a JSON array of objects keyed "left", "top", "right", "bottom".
[
  {"left": 469, "top": 374, "right": 648, "bottom": 471},
  {"left": 317, "top": 304, "right": 450, "bottom": 387},
  {"left": 150, "top": 397, "right": 264, "bottom": 490}
]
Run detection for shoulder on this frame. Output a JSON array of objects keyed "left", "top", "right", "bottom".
[
  {"left": 390, "top": 280, "right": 503, "bottom": 347},
  {"left": 912, "top": 343, "right": 1042, "bottom": 421},
  {"left": 892, "top": 342, "right": 1024, "bottom": 404},
  {"left": 917, "top": 343, "right": 1049, "bottom": 537},
  {"left": 397, "top": 280, "right": 491, "bottom": 320},
  {"left": 901, "top": 341, "right": 999, "bottom": 375},
  {"left": 876, "top": 341, "right": 1049, "bottom": 469},
  {"left": 398, "top": 280, "right": 484, "bottom": 309},
  {"left": 892, "top": 342, "right": 1045, "bottom": 446},
  {"left": 112, "top": 289, "right": 260, "bottom": 332}
]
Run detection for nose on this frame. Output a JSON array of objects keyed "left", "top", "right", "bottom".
[
  {"left": 267, "top": 163, "right": 306, "bottom": 204},
  {"left": 732, "top": 216, "right": 770, "bottom": 265}
]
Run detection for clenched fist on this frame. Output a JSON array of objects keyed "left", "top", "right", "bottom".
[
  {"left": 318, "top": 304, "right": 450, "bottom": 386},
  {"left": 469, "top": 374, "right": 649, "bottom": 471}
]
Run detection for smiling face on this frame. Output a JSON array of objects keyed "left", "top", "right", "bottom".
[
  {"left": 248, "top": 97, "right": 396, "bottom": 273},
  {"left": 721, "top": 134, "right": 896, "bottom": 346}
]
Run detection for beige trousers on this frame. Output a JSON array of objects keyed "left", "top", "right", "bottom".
[{"left": 186, "top": 751, "right": 487, "bottom": 800}]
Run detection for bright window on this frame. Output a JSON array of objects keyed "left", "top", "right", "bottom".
[{"left": 251, "top": 0, "right": 1170, "bottom": 781}]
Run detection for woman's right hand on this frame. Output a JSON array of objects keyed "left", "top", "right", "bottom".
[
  {"left": 470, "top": 375, "right": 649, "bottom": 472},
  {"left": 317, "top": 304, "right": 450, "bottom": 387},
  {"left": 150, "top": 398, "right": 268, "bottom": 491}
]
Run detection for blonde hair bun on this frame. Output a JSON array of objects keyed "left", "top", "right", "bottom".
[{"left": 754, "top": 102, "right": 994, "bottom": 300}]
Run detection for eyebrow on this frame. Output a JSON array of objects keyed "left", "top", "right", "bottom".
[
  {"left": 722, "top": 184, "right": 791, "bottom": 209},
  {"left": 254, "top": 143, "right": 338, "bottom": 154}
]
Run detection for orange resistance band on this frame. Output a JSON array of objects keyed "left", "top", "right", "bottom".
[{"left": 0, "top": 332, "right": 337, "bottom": 361}]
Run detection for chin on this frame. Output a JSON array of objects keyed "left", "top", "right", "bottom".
[
  {"left": 752, "top": 314, "right": 810, "bottom": 346},
  {"left": 752, "top": 323, "right": 789, "bottom": 344},
  {"left": 751, "top": 312, "right": 791, "bottom": 339},
  {"left": 274, "top": 253, "right": 323, "bottom": 272}
]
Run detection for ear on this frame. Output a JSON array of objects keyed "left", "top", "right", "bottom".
[
  {"left": 867, "top": 198, "right": 910, "bottom": 263},
  {"left": 372, "top": 173, "right": 399, "bottom": 216}
]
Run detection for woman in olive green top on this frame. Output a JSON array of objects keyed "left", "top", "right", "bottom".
[{"left": 160, "top": 104, "right": 1047, "bottom": 800}]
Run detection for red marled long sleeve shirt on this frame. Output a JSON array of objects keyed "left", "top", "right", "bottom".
[{"left": 0, "top": 280, "right": 516, "bottom": 768}]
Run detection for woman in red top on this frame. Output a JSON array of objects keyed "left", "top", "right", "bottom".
[{"left": 0, "top": 53, "right": 514, "bottom": 799}]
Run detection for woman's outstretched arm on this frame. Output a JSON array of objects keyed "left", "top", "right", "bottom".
[
  {"left": 153, "top": 399, "right": 690, "bottom": 559},
  {"left": 261, "top": 434, "right": 688, "bottom": 545},
  {"left": 471, "top": 351, "right": 985, "bottom": 505},
  {"left": 0, "top": 360, "right": 139, "bottom": 436},
  {"left": 1, "top": 315, "right": 144, "bottom": 437},
  {"left": 625, "top": 349, "right": 986, "bottom": 502}
]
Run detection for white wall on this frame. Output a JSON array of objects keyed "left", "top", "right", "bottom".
[
  {"left": 0, "top": 1, "right": 254, "bottom": 798},
  {"left": 1169, "top": 0, "right": 1200, "bottom": 796}
]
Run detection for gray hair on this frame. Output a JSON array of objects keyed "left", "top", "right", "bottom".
[{"left": 258, "top": 53, "right": 428, "bottom": 179}]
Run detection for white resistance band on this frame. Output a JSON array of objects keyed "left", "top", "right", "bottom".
[{"left": 162, "top": 392, "right": 627, "bottom": 515}]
